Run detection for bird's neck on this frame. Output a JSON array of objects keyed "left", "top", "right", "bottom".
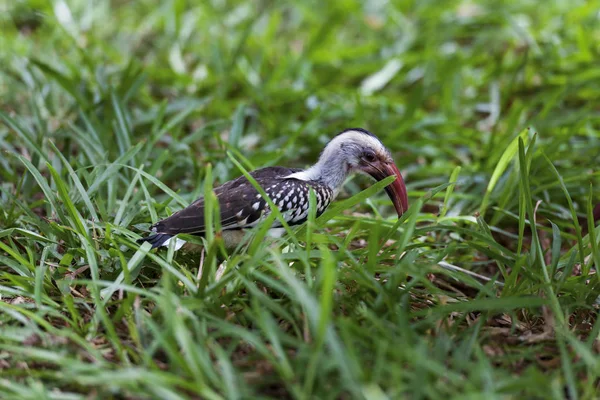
[{"left": 287, "top": 152, "right": 350, "bottom": 196}]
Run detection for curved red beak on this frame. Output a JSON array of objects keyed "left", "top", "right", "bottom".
[{"left": 363, "top": 161, "right": 409, "bottom": 217}]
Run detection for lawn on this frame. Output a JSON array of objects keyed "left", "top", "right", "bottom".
[{"left": 1, "top": 0, "right": 600, "bottom": 398}]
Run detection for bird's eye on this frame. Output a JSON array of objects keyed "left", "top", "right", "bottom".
[{"left": 363, "top": 151, "right": 376, "bottom": 163}]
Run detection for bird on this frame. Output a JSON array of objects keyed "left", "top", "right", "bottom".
[{"left": 137, "top": 128, "right": 409, "bottom": 251}]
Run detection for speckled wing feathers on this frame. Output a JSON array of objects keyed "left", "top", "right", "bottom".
[{"left": 150, "top": 167, "right": 333, "bottom": 236}]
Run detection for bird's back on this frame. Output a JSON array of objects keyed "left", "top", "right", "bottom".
[{"left": 148, "top": 166, "right": 333, "bottom": 239}]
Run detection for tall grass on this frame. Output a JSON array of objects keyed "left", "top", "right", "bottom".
[{"left": 1, "top": 0, "right": 600, "bottom": 398}]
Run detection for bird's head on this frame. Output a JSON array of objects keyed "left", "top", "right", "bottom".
[{"left": 321, "top": 128, "right": 409, "bottom": 216}]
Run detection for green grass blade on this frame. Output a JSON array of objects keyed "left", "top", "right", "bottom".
[
  {"left": 47, "top": 163, "right": 88, "bottom": 238},
  {"left": 480, "top": 129, "right": 528, "bottom": 216},
  {"left": 440, "top": 166, "right": 460, "bottom": 218},
  {"left": 542, "top": 152, "right": 587, "bottom": 273}
]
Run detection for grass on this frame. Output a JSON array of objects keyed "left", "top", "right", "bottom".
[{"left": 1, "top": 0, "right": 600, "bottom": 398}]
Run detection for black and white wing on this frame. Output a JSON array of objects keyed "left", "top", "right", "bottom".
[{"left": 148, "top": 167, "right": 331, "bottom": 237}]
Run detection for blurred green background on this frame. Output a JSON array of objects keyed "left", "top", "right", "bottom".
[{"left": 2, "top": 0, "right": 600, "bottom": 398}]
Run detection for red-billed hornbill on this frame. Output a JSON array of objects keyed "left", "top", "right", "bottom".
[{"left": 138, "top": 128, "right": 408, "bottom": 250}]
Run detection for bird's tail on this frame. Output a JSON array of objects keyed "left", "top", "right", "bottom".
[{"left": 137, "top": 233, "right": 173, "bottom": 249}]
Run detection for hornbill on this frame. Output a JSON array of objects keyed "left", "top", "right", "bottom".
[{"left": 137, "top": 128, "right": 409, "bottom": 250}]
